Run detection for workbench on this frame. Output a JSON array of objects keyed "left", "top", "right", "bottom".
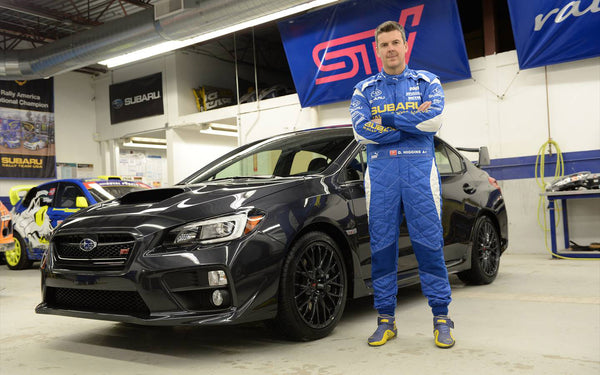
[{"left": 541, "top": 190, "right": 600, "bottom": 259}]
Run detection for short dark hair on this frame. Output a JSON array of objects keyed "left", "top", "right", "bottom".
[{"left": 375, "top": 21, "right": 406, "bottom": 44}]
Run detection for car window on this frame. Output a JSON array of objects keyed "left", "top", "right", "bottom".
[
  {"left": 212, "top": 150, "right": 282, "bottom": 179},
  {"left": 291, "top": 151, "right": 330, "bottom": 175},
  {"left": 186, "top": 132, "right": 355, "bottom": 183},
  {"left": 22, "top": 182, "right": 58, "bottom": 209},
  {"left": 343, "top": 146, "right": 366, "bottom": 182},
  {"left": 435, "top": 141, "right": 464, "bottom": 174},
  {"left": 447, "top": 147, "right": 465, "bottom": 173},
  {"left": 21, "top": 187, "right": 39, "bottom": 208},
  {"left": 435, "top": 144, "right": 453, "bottom": 174},
  {"left": 56, "top": 183, "right": 86, "bottom": 208}
]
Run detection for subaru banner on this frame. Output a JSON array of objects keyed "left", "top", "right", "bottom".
[
  {"left": 507, "top": 0, "right": 600, "bottom": 70},
  {"left": 278, "top": 0, "right": 470, "bottom": 108},
  {"left": 0, "top": 78, "right": 56, "bottom": 179},
  {"left": 109, "top": 72, "right": 164, "bottom": 124}
]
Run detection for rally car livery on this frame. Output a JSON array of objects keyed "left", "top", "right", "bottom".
[{"left": 6, "top": 177, "right": 150, "bottom": 270}]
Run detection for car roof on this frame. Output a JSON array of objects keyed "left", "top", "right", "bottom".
[{"left": 36, "top": 178, "right": 146, "bottom": 187}]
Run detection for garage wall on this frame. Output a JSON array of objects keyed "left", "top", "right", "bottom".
[
  {"left": 166, "top": 127, "right": 237, "bottom": 183},
  {"left": 235, "top": 51, "right": 600, "bottom": 256},
  {"left": 5, "top": 50, "right": 594, "bottom": 256},
  {"left": 0, "top": 72, "right": 99, "bottom": 202}
]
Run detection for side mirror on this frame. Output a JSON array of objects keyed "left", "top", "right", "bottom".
[{"left": 75, "top": 196, "right": 89, "bottom": 208}]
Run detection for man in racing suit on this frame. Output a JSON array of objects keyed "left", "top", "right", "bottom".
[{"left": 349, "top": 21, "right": 454, "bottom": 348}]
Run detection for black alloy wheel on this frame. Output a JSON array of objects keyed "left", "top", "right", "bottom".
[
  {"left": 458, "top": 216, "right": 501, "bottom": 285},
  {"left": 275, "top": 232, "right": 347, "bottom": 341}
]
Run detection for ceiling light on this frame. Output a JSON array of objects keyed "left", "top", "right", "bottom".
[
  {"left": 130, "top": 137, "right": 167, "bottom": 145},
  {"left": 122, "top": 142, "right": 167, "bottom": 149},
  {"left": 99, "top": 0, "right": 339, "bottom": 68},
  {"left": 199, "top": 129, "right": 239, "bottom": 137}
]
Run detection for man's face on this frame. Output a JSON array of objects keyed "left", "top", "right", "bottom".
[{"left": 376, "top": 30, "right": 408, "bottom": 75}]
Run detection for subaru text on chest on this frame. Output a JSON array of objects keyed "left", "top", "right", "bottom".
[{"left": 36, "top": 126, "right": 508, "bottom": 340}]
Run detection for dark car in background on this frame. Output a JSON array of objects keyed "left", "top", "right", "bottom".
[
  {"left": 36, "top": 126, "right": 508, "bottom": 340},
  {"left": 5, "top": 177, "right": 150, "bottom": 270}
]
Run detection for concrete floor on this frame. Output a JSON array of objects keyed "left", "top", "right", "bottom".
[{"left": 0, "top": 253, "right": 599, "bottom": 375}]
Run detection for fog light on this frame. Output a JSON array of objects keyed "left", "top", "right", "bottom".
[
  {"left": 208, "top": 270, "right": 228, "bottom": 286},
  {"left": 212, "top": 290, "right": 225, "bottom": 306}
]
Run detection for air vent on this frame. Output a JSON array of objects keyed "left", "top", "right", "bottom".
[
  {"left": 154, "top": 0, "right": 201, "bottom": 20},
  {"left": 120, "top": 188, "right": 186, "bottom": 204}
]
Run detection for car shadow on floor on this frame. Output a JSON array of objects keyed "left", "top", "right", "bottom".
[{"left": 46, "top": 276, "right": 467, "bottom": 361}]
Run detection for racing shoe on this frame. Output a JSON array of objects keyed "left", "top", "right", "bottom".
[
  {"left": 433, "top": 315, "right": 455, "bottom": 348},
  {"left": 367, "top": 315, "right": 397, "bottom": 346}
]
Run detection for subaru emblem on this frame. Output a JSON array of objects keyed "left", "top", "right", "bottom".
[{"left": 79, "top": 238, "right": 97, "bottom": 252}]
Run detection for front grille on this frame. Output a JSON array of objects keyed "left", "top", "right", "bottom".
[
  {"left": 46, "top": 287, "right": 150, "bottom": 316},
  {"left": 53, "top": 233, "right": 136, "bottom": 268}
]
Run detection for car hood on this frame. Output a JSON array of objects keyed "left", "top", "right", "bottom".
[{"left": 57, "top": 178, "right": 305, "bottom": 235}]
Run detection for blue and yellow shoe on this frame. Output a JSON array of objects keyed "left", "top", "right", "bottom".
[
  {"left": 433, "top": 315, "right": 455, "bottom": 348},
  {"left": 367, "top": 315, "right": 397, "bottom": 346}
]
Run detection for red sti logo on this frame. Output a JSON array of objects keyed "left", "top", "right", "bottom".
[
  {"left": 389, "top": 150, "right": 398, "bottom": 156},
  {"left": 312, "top": 4, "right": 424, "bottom": 85}
]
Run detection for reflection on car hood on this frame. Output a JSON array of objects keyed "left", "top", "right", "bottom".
[{"left": 58, "top": 178, "right": 304, "bottom": 233}]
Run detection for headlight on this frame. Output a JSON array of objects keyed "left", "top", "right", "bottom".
[{"left": 162, "top": 212, "right": 264, "bottom": 250}]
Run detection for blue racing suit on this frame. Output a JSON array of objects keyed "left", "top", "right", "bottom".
[{"left": 349, "top": 67, "right": 451, "bottom": 317}]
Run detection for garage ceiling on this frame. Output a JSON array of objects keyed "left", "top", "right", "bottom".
[
  {"left": 0, "top": 0, "right": 154, "bottom": 75},
  {"left": 0, "top": 0, "right": 324, "bottom": 80}
]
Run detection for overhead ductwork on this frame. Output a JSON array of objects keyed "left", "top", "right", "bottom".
[{"left": 0, "top": 0, "right": 321, "bottom": 80}]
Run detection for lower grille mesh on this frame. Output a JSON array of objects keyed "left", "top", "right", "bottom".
[{"left": 46, "top": 287, "right": 150, "bottom": 316}]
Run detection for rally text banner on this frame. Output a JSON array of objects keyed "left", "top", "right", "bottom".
[
  {"left": 278, "top": 0, "right": 470, "bottom": 108},
  {"left": 0, "top": 78, "right": 55, "bottom": 179},
  {"left": 507, "top": 0, "right": 600, "bottom": 70}
]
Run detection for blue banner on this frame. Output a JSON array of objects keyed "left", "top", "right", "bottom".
[
  {"left": 508, "top": 0, "right": 600, "bottom": 70},
  {"left": 278, "top": 0, "right": 470, "bottom": 108}
]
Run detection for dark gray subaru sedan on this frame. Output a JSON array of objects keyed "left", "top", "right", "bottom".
[{"left": 36, "top": 126, "right": 507, "bottom": 340}]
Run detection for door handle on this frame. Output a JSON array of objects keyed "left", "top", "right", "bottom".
[{"left": 463, "top": 183, "right": 476, "bottom": 194}]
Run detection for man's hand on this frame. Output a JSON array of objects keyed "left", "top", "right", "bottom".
[
  {"left": 372, "top": 117, "right": 382, "bottom": 125},
  {"left": 418, "top": 101, "right": 432, "bottom": 112}
]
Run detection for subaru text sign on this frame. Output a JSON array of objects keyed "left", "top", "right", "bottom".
[
  {"left": 507, "top": 0, "right": 600, "bottom": 70},
  {"left": 278, "top": 0, "right": 470, "bottom": 108},
  {"left": 109, "top": 72, "right": 164, "bottom": 124}
]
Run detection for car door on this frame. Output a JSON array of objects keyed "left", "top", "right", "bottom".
[
  {"left": 50, "top": 182, "right": 89, "bottom": 228},
  {"left": 338, "top": 146, "right": 370, "bottom": 281},
  {"left": 435, "top": 139, "right": 474, "bottom": 263},
  {"left": 342, "top": 146, "right": 419, "bottom": 284},
  {"left": 15, "top": 181, "right": 58, "bottom": 255}
]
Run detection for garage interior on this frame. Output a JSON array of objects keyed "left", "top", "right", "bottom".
[{"left": 0, "top": 0, "right": 599, "bottom": 374}]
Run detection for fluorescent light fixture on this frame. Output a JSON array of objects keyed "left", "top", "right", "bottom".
[
  {"left": 122, "top": 142, "right": 167, "bottom": 149},
  {"left": 130, "top": 136, "right": 167, "bottom": 145},
  {"left": 199, "top": 129, "right": 239, "bottom": 137},
  {"left": 99, "top": 0, "right": 339, "bottom": 68},
  {"left": 122, "top": 137, "right": 167, "bottom": 149},
  {"left": 209, "top": 123, "right": 238, "bottom": 132}
]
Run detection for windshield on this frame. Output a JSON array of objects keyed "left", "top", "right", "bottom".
[
  {"left": 180, "top": 130, "right": 355, "bottom": 185},
  {"left": 86, "top": 183, "right": 150, "bottom": 202}
]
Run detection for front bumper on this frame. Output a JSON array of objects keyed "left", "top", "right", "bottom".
[
  {"left": 36, "top": 230, "right": 285, "bottom": 326},
  {"left": 0, "top": 241, "right": 15, "bottom": 252}
]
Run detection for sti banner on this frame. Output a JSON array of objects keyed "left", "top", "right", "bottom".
[
  {"left": 0, "top": 79, "right": 56, "bottom": 179},
  {"left": 507, "top": 0, "right": 600, "bottom": 70},
  {"left": 278, "top": 0, "right": 470, "bottom": 108}
]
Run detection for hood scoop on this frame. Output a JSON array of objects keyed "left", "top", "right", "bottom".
[{"left": 120, "top": 188, "right": 186, "bottom": 205}]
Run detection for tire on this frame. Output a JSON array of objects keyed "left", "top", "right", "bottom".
[
  {"left": 458, "top": 216, "right": 501, "bottom": 285},
  {"left": 274, "top": 232, "right": 348, "bottom": 341},
  {"left": 5, "top": 232, "right": 33, "bottom": 270}
]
